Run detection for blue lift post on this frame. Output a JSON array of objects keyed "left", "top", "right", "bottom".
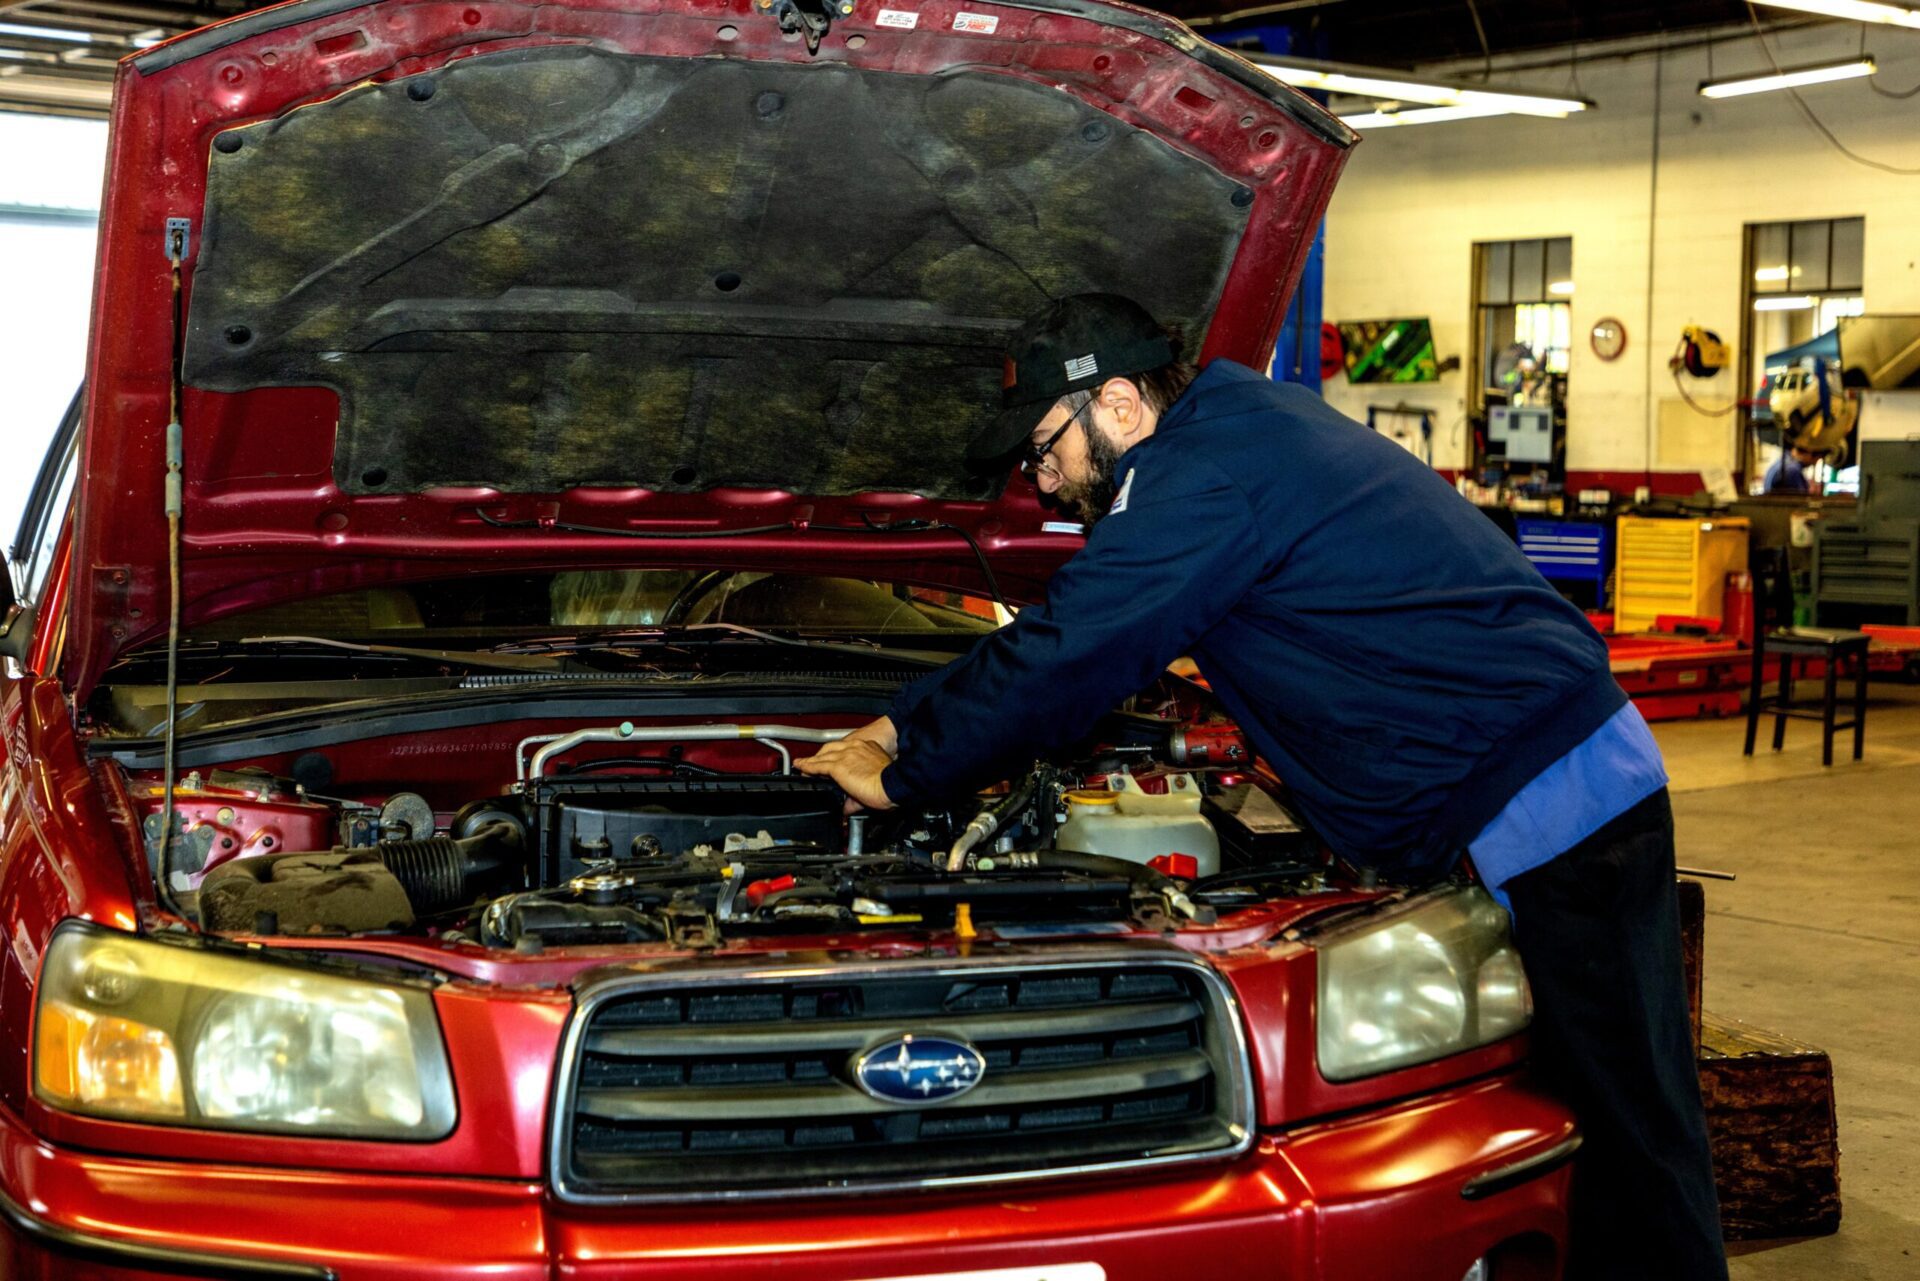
[{"left": 1272, "top": 221, "right": 1326, "bottom": 393}]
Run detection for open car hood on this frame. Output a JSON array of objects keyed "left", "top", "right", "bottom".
[{"left": 66, "top": 0, "right": 1351, "bottom": 694}]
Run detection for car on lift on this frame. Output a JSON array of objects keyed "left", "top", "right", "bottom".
[{"left": 0, "top": 0, "right": 1575, "bottom": 1277}]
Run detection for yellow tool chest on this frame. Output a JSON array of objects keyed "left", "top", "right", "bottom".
[{"left": 1613, "top": 515, "right": 1750, "bottom": 633}]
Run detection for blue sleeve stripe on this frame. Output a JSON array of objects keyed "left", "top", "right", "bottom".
[{"left": 1467, "top": 703, "right": 1669, "bottom": 893}]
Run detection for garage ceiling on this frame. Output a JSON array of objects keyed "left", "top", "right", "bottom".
[
  {"left": 0, "top": 0, "right": 254, "bottom": 117},
  {"left": 1170, "top": 0, "right": 1763, "bottom": 64},
  {"left": 0, "top": 0, "right": 1787, "bottom": 119}
]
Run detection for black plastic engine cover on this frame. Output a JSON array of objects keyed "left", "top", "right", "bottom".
[{"left": 532, "top": 776, "right": 842, "bottom": 883}]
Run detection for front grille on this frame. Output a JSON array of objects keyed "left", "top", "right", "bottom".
[{"left": 551, "top": 948, "right": 1253, "bottom": 1202}]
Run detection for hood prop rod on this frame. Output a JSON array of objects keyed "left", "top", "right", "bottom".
[{"left": 154, "top": 218, "right": 193, "bottom": 926}]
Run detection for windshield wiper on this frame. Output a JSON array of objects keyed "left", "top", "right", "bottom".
[
  {"left": 489, "top": 624, "right": 941, "bottom": 665},
  {"left": 236, "top": 634, "right": 574, "bottom": 674}
]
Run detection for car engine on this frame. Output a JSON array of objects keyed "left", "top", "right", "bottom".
[{"left": 130, "top": 718, "right": 1319, "bottom": 949}]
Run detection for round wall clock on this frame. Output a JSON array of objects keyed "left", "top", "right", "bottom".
[{"left": 1590, "top": 318, "right": 1628, "bottom": 361}]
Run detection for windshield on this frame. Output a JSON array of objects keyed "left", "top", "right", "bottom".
[
  {"left": 92, "top": 571, "right": 1002, "bottom": 739},
  {"left": 184, "top": 570, "right": 1002, "bottom": 642}
]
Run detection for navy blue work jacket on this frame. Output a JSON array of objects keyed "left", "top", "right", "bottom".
[{"left": 881, "top": 359, "right": 1625, "bottom": 877}]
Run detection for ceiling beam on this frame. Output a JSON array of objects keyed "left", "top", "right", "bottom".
[{"left": 24, "top": 0, "right": 207, "bottom": 24}]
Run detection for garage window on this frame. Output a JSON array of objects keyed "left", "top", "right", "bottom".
[
  {"left": 1472, "top": 236, "right": 1573, "bottom": 416},
  {"left": 1740, "top": 216, "right": 1865, "bottom": 493}
]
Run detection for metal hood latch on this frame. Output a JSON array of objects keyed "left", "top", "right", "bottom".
[{"left": 757, "top": 0, "right": 852, "bottom": 54}]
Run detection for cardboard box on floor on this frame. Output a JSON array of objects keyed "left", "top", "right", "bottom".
[{"left": 1678, "top": 878, "right": 1843, "bottom": 1240}]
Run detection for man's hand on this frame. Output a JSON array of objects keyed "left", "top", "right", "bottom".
[
  {"left": 841, "top": 715, "right": 899, "bottom": 758},
  {"left": 798, "top": 717, "right": 898, "bottom": 811}
]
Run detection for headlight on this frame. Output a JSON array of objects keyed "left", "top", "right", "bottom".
[
  {"left": 34, "top": 923, "right": 455, "bottom": 1139},
  {"left": 1315, "top": 886, "right": 1532, "bottom": 1082}
]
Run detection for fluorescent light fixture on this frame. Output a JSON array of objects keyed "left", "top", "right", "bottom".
[
  {"left": 131, "top": 30, "right": 168, "bottom": 48},
  {"left": 1753, "top": 265, "right": 1795, "bottom": 282},
  {"left": 1261, "top": 64, "right": 1461, "bottom": 105},
  {"left": 1754, "top": 296, "right": 1817, "bottom": 311},
  {"left": 0, "top": 22, "right": 90, "bottom": 42},
  {"left": 1250, "top": 55, "right": 1592, "bottom": 120},
  {"left": 1339, "top": 103, "right": 1517, "bottom": 129},
  {"left": 1454, "top": 90, "right": 1590, "bottom": 116},
  {"left": 0, "top": 73, "right": 113, "bottom": 103},
  {"left": 1548, "top": 280, "right": 1575, "bottom": 296},
  {"left": 1320, "top": 73, "right": 1455, "bottom": 102},
  {"left": 1701, "top": 57, "right": 1876, "bottom": 97},
  {"left": 1752, "top": 0, "right": 1920, "bottom": 28}
]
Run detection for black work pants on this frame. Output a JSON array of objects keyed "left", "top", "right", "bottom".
[{"left": 1502, "top": 789, "right": 1729, "bottom": 1281}]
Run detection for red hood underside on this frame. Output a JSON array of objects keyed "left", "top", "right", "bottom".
[{"left": 66, "top": 0, "right": 1350, "bottom": 696}]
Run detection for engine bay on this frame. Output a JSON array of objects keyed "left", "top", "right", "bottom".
[{"left": 122, "top": 717, "right": 1323, "bottom": 950}]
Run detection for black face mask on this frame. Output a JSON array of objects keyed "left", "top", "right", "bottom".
[{"left": 1065, "top": 417, "right": 1127, "bottom": 527}]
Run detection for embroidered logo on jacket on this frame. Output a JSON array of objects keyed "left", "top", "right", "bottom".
[{"left": 1109, "top": 468, "right": 1135, "bottom": 515}]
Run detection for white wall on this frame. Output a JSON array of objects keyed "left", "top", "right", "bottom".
[{"left": 1320, "top": 23, "right": 1920, "bottom": 476}]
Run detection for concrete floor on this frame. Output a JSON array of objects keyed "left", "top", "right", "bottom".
[{"left": 1655, "top": 680, "right": 1920, "bottom": 1279}]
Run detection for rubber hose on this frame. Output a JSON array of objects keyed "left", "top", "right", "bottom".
[
  {"left": 991, "top": 773, "right": 1039, "bottom": 824},
  {"left": 1034, "top": 848, "right": 1180, "bottom": 895},
  {"left": 946, "top": 773, "right": 1041, "bottom": 871},
  {"left": 1035, "top": 848, "right": 1207, "bottom": 922},
  {"left": 378, "top": 822, "right": 521, "bottom": 915}
]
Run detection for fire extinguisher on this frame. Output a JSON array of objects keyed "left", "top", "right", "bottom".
[{"left": 1723, "top": 571, "right": 1754, "bottom": 647}]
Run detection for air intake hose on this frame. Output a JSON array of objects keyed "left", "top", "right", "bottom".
[{"left": 377, "top": 821, "right": 523, "bottom": 915}]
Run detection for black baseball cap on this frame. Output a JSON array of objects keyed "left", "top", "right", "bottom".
[{"left": 968, "top": 293, "right": 1176, "bottom": 466}]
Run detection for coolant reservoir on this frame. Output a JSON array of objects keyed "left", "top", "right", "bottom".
[{"left": 1054, "top": 774, "right": 1220, "bottom": 876}]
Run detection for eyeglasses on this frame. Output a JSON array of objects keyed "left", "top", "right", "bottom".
[{"left": 1020, "top": 400, "right": 1093, "bottom": 479}]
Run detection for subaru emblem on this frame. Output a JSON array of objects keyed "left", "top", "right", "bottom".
[{"left": 853, "top": 1035, "right": 986, "bottom": 1104}]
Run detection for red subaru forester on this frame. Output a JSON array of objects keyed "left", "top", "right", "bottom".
[{"left": 0, "top": 1, "right": 1576, "bottom": 1276}]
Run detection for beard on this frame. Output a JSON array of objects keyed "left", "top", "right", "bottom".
[{"left": 1058, "top": 422, "right": 1127, "bottom": 527}]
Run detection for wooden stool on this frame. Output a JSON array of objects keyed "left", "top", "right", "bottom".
[
  {"left": 1742, "top": 547, "right": 1870, "bottom": 767},
  {"left": 1743, "top": 629, "right": 1869, "bottom": 766}
]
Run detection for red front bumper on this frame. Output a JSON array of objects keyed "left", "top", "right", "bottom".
[{"left": 0, "top": 1074, "right": 1573, "bottom": 1281}]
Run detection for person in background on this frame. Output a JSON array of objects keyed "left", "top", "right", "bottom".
[{"left": 1764, "top": 443, "right": 1819, "bottom": 495}]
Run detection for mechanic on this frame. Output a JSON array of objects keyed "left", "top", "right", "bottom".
[
  {"left": 799, "top": 293, "right": 1728, "bottom": 1281},
  {"left": 1764, "top": 442, "right": 1819, "bottom": 495}
]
